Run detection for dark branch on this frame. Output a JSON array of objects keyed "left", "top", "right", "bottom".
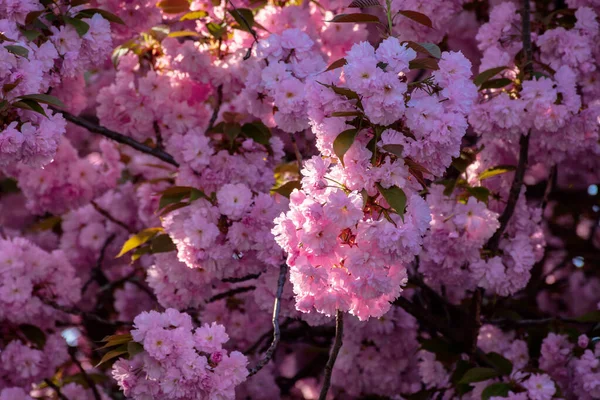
[
  {"left": 90, "top": 201, "right": 133, "bottom": 233},
  {"left": 51, "top": 108, "right": 179, "bottom": 167},
  {"left": 248, "top": 264, "right": 287, "bottom": 376},
  {"left": 69, "top": 349, "right": 102, "bottom": 400},
  {"left": 207, "top": 85, "right": 223, "bottom": 132},
  {"left": 45, "top": 379, "right": 70, "bottom": 400},
  {"left": 45, "top": 300, "right": 132, "bottom": 327},
  {"left": 227, "top": 0, "right": 259, "bottom": 60},
  {"left": 207, "top": 285, "right": 256, "bottom": 303},
  {"left": 82, "top": 234, "right": 116, "bottom": 294},
  {"left": 318, "top": 309, "right": 344, "bottom": 400},
  {"left": 486, "top": 131, "right": 530, "bottom": 251},
  {"left": 222, "top": 272, "right": 262, "bottom": 283}
]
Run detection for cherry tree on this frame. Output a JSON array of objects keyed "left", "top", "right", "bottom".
[{"left": 1, "top": 0, "right": 600, "bottom": 399}]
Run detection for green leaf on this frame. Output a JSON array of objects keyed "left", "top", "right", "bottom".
[
  {"left": 420, "top": 337, "right": 462, "bottom": 364},
  {"left": 474, "top": 66, "right": 508, "bottom": 87},
  {"left": 325, "top": 58, "right": 347, "bottom": 71},
  {"left": 575, "top": 310, "right": 600, "bottom": 322},
  {"left": 30, "top": 216, "right": 62, "bottom": 232},
  {"left": 18, "top": 93, "right": 65, "bottom": 108},
  {"left": 478, "top": 165, "right": 516, "bottom": 180},
  {"left": 409, "top": 58, "right": 439, "bottom": 70},
  {"left": 458, "top": 367, "right": 500, "bottom": 384},
  {"left": 206, "top": 22, "right": 226, "bottom": 39},
  {"left": 318, "top": 82, "right": 359, "bottom": 100},
  {"left": 116, "top": 227, "right": 163, "bottom": 258},
  {"left": 150, "top": 234, "right": 176, "bottom": 254},
  {"left": 127, "top": 341, "right": 144, "bottom": 357},
  {"left": 224, "top": 122, "right": 241, "bottom": 143},
  {"left": 486, "top": 352, "right": 513, "bottom": 375},
  {"left": 76, "top": 9, "right": 126, "bottom": 24},
  {"left": 64, "top": 16, "right": 90, "bottom": 36},
  {"left": 180, "top": 10, "right": 209, "bottom": 21},
  {"left": 330, "top": 111, "right": 362, "bottom": 117},
  {"left": 167, "top": 30, "right": 201, "bottom": 37},
  {"left": 189, "top": 188, "right": 206, "bottom": 202},
  {"left": 328, "top": 13, "right": 381, "bottom": 23},
  {"left": 382, "top": 144, "right": 404, "bottom": 157},
  {"left": 20, "top": 29, "right": 41, "bottom": 41},
  {"left": 272, "top": 180, "right": 301, "bottom": 198},
  {"left": 12, "top": 100, "right": 47, "bottom": 117},
  {"left": 229, "top": 8, "right": 255, "bottom": 32},
  {"left": 397, "top": 10, "right": 433, "bottom": 28},
  {"left": 96, "top": 344, "right": 129, "bottom": 367},
  {"left": 241, "top": 121, "right": 271, "bottom": 145},
  {"left": 467, "top": 186, "right": 490, "bottom": 204},
  {"left": 5, "top": 45, "right": 29, "bottom": 58},
  {"left": 450, "top": 359, "right": 472, "bottom": 384},
  {"left": 157, "top": 0, "right": 190, "bottom": 14},
  {"left": 377, "top": 184, "right": 407, "bottom": 221},
  {"left": 481, "top": 383, "right": 511, "bottom": 400},
  {"left": 20, "top": 324, "right": 47, "bottom": 349},
  {"left": 480, "top": 78, "right": 512, "bottom": 90},
  {"left": 99, "top": 333, "right": 132, "bottom": 350},
  {"left": 333, "top": 129, "right": 358, "bottom": 165},
  {"left": 131, "top": 246, "right": 152, "bottom": 261},
  {"left": 158, "top": 186, "right": 191, "bottom": 209}
]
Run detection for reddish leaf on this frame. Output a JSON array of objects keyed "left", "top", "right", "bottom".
[
  {"left": 397, "top": 10, "right": 433, "bottom": 28},
  {"left": 329, "top": 13, "right": 380, "bottom": 23}
]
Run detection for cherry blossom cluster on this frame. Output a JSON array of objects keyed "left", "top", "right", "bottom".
[
  {"left": 418, "top": 326, "right": 600, "bottom": 399},
  {"left": 112, "top": 309, "right": 248, "bottom": 400},
  {"left": 273, "top": 37, "right": 476, "bottom": 320},
  {"left": 0, "top": 2, "right": 113, "bottom": 167},
  {"left": 470, "top": 2, "right": 600, "bottom": 164},
  {"left": 162, "top": 186, "right": 285, "bottom": 282}
]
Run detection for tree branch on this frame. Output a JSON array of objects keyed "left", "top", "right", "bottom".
[
  {"left": 318, "top": 309, "right": 344, "bottom": 400},
  {"left": 207, "top": 285, "right": 256, "bottom": 303},
  {"left": 44, "top": 379, "right": 70, "bottom": 400},
  {"left": 69, "top": 349, "right": 102, "bottom": 400},
  {"left": 247, "top": 264, "right": 287, "bottom": 376},
  {"left": 207, "top": 85, "right": 223, "bottom": 132},
  {"left": 51, "top": 108, "right": 179, "bottom": 167},
  {"left": 90, "top": 201, "right": 133, "bottom": 233},
  {"left": 222, "top": 272, "right": 262, "bottom": 283},
  {"left": 82, "top": 234, "right": 116, "bottom": 294}
]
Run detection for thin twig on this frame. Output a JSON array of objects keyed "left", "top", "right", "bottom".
[
  {"left": 222, "top": 272, "right": 262, "bottom": 283},
  {"left": 51, "top": 107, "right": 179, "bottom": 167},
  {"left": 153, "top": 120, "right": 164, "bottom": 150},
  {"left": 207, "top": 85, "right": 223, "bottom": 132},
  {"left": 541, "top": 164, "right": 557, "bottom": 212},
  {"left": 207, "top": 285, "right": 256, "bottom": 303},
  {"left": 247, "top": 264, "right": 287, "bottom": 376},
  {"left": 521, "top": 0, "right": 534, "bottom": 78},
  {"left": 227, "top": 0, "right": 258, "bottom": 60},
  {"left": 44, "top": 379, "right": 70, "bottom": 400},
  {"left": 82, "top": 234, "right": 116, "bottom": 294},
  {"left": 486, "top": 316, "right": 594, "bottom": 327},
  {"left": 485, "top": 0, "right": 533, "bottom": 252},
  {"left": 69, "top": 349, "right": 102, "bottom": 400},
  {"left": 290, "top": 134, "right": 303, "bottom": 172},
  {"left": 486, "top": 131, "right": 530, "bottom": 251},
  {"left": 45, "top": 300, "right": 132, "bottom": 327},
  {"left": 90, "top": 201, "right": 133, "bottom": 233},
  {"left": 318, "top": 310, "right": 344, "bottom": 400}
]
